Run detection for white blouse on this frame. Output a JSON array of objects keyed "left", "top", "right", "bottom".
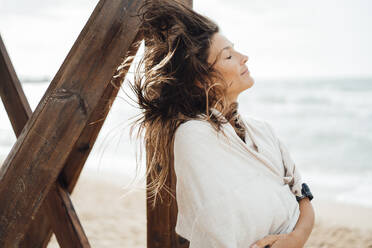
[{"left": 173, "top": 107, "right": 303, "bottom": 248}]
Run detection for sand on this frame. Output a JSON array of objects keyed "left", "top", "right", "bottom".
[{"left": 46, "top": 170, "right": 372, "bottom": 248}]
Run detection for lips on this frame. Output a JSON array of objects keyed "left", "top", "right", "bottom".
[{"left": 241, "top": 68, "right": 249, "bottom": 75}]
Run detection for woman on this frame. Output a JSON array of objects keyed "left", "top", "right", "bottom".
[{"left": 126, "top": 0, "right": 315, "bottom": 247}]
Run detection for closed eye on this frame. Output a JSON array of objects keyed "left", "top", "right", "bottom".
[{"left": 226, "top": 55, "right": 232, "bottom": 59}]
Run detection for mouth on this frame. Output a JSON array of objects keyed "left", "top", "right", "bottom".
[{"left": 241, "top": 68, "right": 249, "bottom": 75}]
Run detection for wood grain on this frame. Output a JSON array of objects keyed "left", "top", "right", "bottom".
[
  {"left": 146, "top": 1, "right": 193, "bottom": 247},
  {"left": 0, "top": 34, "right": 32, "bottom": 136},
  {"left": 0, "top": 32, "right": 93, "bottom": 247},
  {"left": 0, "top": 0, "right": 143, "bottom": 246}
]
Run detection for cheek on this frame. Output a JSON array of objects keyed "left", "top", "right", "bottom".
[{"left": 219, "top": 65, "right": 238, "bottom": 80}]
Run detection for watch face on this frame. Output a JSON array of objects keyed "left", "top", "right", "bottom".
[
  {"left": 295, "top": 183, "right": 314, "bottom": 201},
  {"left": 301, "top": 183, "right": 313, "bottom": 201}
]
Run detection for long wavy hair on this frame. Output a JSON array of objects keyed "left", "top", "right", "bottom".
[{"left": 117, "top": 0, "right": 245, "bottom": 209}]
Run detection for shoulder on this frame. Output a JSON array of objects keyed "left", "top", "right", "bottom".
[
  {"left": 241, "top": 114, "right": 278, "bottom": 138},
  {"left": 242, "top": 114, "right": 271, "bottom": 129},
  {"left": 174, "top": 119, "right": 222, "bottom": 147},
  {"left": 175, "top": 119, "right": 216, "bottom": 137},
  {"left": 177, "top": 118, "right": 211, "bottom": 130}
]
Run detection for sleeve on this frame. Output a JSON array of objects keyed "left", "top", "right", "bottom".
[
  {"left": 263, "top": 121, "right": 304, "bottom": 198},
  {"left": 173, "top": 121, "right": 240, "bottom": 248}
]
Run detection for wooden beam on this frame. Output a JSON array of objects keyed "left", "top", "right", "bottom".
[
  {"left": 146, "top": 1, "right": 192, "bottom": 247},
  {"left": 60, "top": 28, "right": 141, "bottom": 192},
  {"left": 0, "top": 33, "right": 92, "bottom": 247},
  {"left": 0, "top": 0, "right": 144, "bottom": 246},
  {"left": 0, "top": 34, "right": 32, "bottom": 137},
  {"left": 20, "top": 30, "right": 143, "bottom": 247},
  {"left": 146, "top": 140, "right": 190, "bottom": 248},
  {"left": 44, "top": 181, "right": 91, "bottom": 247}
]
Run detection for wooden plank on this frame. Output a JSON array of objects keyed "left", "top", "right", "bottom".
[
  {"left": 146, "top": 1, "right": 192, "bottom": 247},
  {"left": 0, "top": 34, "right": 32, "bottom": 137},
  {"left": 0, "top": 32, "right": 54, "bottom": 248},
  {"left": 0, "top": 0, "right": 144, "bottom": 246},
  {"left": 60, "top": 28, "right": 142, "bottom": 192},
  {"left": 20, "top": 30, "right": 143, "bottom": 247},
  {"left": 0, "top": 32, "right": 92, "bottom": 247},
  {"left": 146, "top": 140, "right": 189, "bottom": 248},
  {"left": 19, "top": 208, "right": 54, "bottom": 248},
  {"left": 44, "top": 181, "right": 90, "bottom": 247}
]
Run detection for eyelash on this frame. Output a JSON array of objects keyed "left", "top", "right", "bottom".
[{"left": 226, "top": 55, "right": 232, "bottom": 59}]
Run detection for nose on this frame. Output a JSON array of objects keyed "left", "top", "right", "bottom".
[{"left": 241, "top": 54, "right": 248, "bottom": 65}]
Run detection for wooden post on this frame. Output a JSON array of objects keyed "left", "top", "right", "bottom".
[
  {"left": 146, "top": 1, "right": 193, "bottom": 247},
  {"left": 21, "top": 28, "right": 143, "bottom": 248},
  {"left": 43, "top": 182, "right": 91, "bottom": 247},
  {"left": 0, "top": 35, "right": 32, "bottom": 136},
  {"left": 0, "top": 32, "right": 93, "bottom": 247},
  {"left": 0, "top": 0, "right": 194, "bottom": 246},
  {"left": 0, "top": 0, "right": 144, "bottom": 246}
]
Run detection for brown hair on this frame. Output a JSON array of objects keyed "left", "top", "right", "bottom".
[{"left": 118, "top": 0, "right": 243, "bottom": 209}]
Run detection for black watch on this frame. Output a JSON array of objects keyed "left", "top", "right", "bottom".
[{"left": 295, "top": 183, "right": 313, "bottom": 202}]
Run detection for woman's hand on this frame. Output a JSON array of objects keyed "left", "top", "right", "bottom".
[
  {"left": 249, "top": 233, "right": 291, "bottom": 248},
  {"left": 249, "top": 231, "right": 303, "bottom": 248}
]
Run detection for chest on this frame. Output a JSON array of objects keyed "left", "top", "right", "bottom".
[{"left": 229, "top": 119, "right": 285, "bottom": 178}]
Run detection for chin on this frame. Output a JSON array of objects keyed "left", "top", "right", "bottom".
[
  {"left": 249, "top": 76, "right": 255, "bottom": 84},
  {"left": 244, "top": 77, "right": 254, "bottom": 89}
]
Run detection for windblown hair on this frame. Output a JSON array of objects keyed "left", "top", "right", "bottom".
[{"left": 120, "top": 0, "right": 245, "bottom": 209}]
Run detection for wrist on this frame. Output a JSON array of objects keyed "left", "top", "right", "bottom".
[{"left": 296, "top": 183, "right": 313, "bottom": 203}]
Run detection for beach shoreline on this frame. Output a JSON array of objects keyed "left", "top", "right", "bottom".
[{"left": 45, "top": 169, "right": 372, "bottom": 247}]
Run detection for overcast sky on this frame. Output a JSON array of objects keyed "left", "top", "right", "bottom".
[
  {"left": 195, "top": 0, "right": 372, "bottom": 79},
  {"left": 0, "top": 0, "right": 371, "bottom": 80}
]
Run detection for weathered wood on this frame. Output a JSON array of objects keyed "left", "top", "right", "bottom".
[
  {"left": 0, "top": 32, "right": 92, "bottom": 248},
  {"left": 20, "top": 30, "right": 143, "bottom": 248},
  {"left": 44, "top": 181, "right": 90, "bottom": 247},
  {"left": 0, "top": 34, "right": 32, "bottom": 136},
  {"left": 169, "top": 148, "right": 190, "bottom": 248},
  {"left": 146, "top": 1, "right": 192, "bottom": 247},
  {"left": 0, "top": 0, "right": 144, "bottom": 246},
  {"left": 146, "top": 139, "right": 190, "bottom": 248},
  {"left": 60, "top": 28, "right": 142, "bottom": 192},
  {"left": 19, "top": 208, "right": 53, "bottom": 248},
  {"left": 0, "top": 33, "right": 54, "bottom": 248}
]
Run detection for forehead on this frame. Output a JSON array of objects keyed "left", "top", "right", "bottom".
[
  {"left": 208, "top": 32, "right": 234, "bottom": 63},
  {"left": 208, "top": 32, "right": 234, "bottom": 64}
]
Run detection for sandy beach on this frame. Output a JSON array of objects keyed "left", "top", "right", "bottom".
[{"left": 45, "top": 170, "right": 372, "bottom": 248}]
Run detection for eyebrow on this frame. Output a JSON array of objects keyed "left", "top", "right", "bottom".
[
  {"left": 222, "top": 43, "right": 234, "bottom": 52},
  {"left": 217, "top": 43, "right": 234, "bottom": 59},
  {"left": 212, "top": 43, "right": 235, "bottom": 64}
]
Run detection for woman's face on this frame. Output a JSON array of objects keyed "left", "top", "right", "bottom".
[{"left": 207, "top": 32, "right": 254, "bottom": 102}]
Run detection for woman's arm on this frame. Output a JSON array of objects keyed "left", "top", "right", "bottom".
[
  {"left": 250, "top": 198, "right": 315, "bottom": 248},
  {"left": 289, "top": 197, "right": 315, "bottom": 246},
  {"left": 254, "top": 121, "right": 315, "bottom": 247}
]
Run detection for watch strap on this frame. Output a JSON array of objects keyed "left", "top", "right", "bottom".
[{"left": 296, "top": 183, "right": 313, "bottom": 202}]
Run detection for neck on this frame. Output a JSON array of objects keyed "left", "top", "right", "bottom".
[
  {"left": 226, "top": 102, "right": 247, "bottom": 139},
  {"left": 225, "top": 101, "right": 239, "bottom": 122}
]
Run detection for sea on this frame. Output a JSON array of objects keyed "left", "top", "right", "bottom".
[
  {"left": 1, "top": 77, "right": 371, "bottom": 208},
  {"left": 0, "top": 0, "right": 371, "bottom": 208}
]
